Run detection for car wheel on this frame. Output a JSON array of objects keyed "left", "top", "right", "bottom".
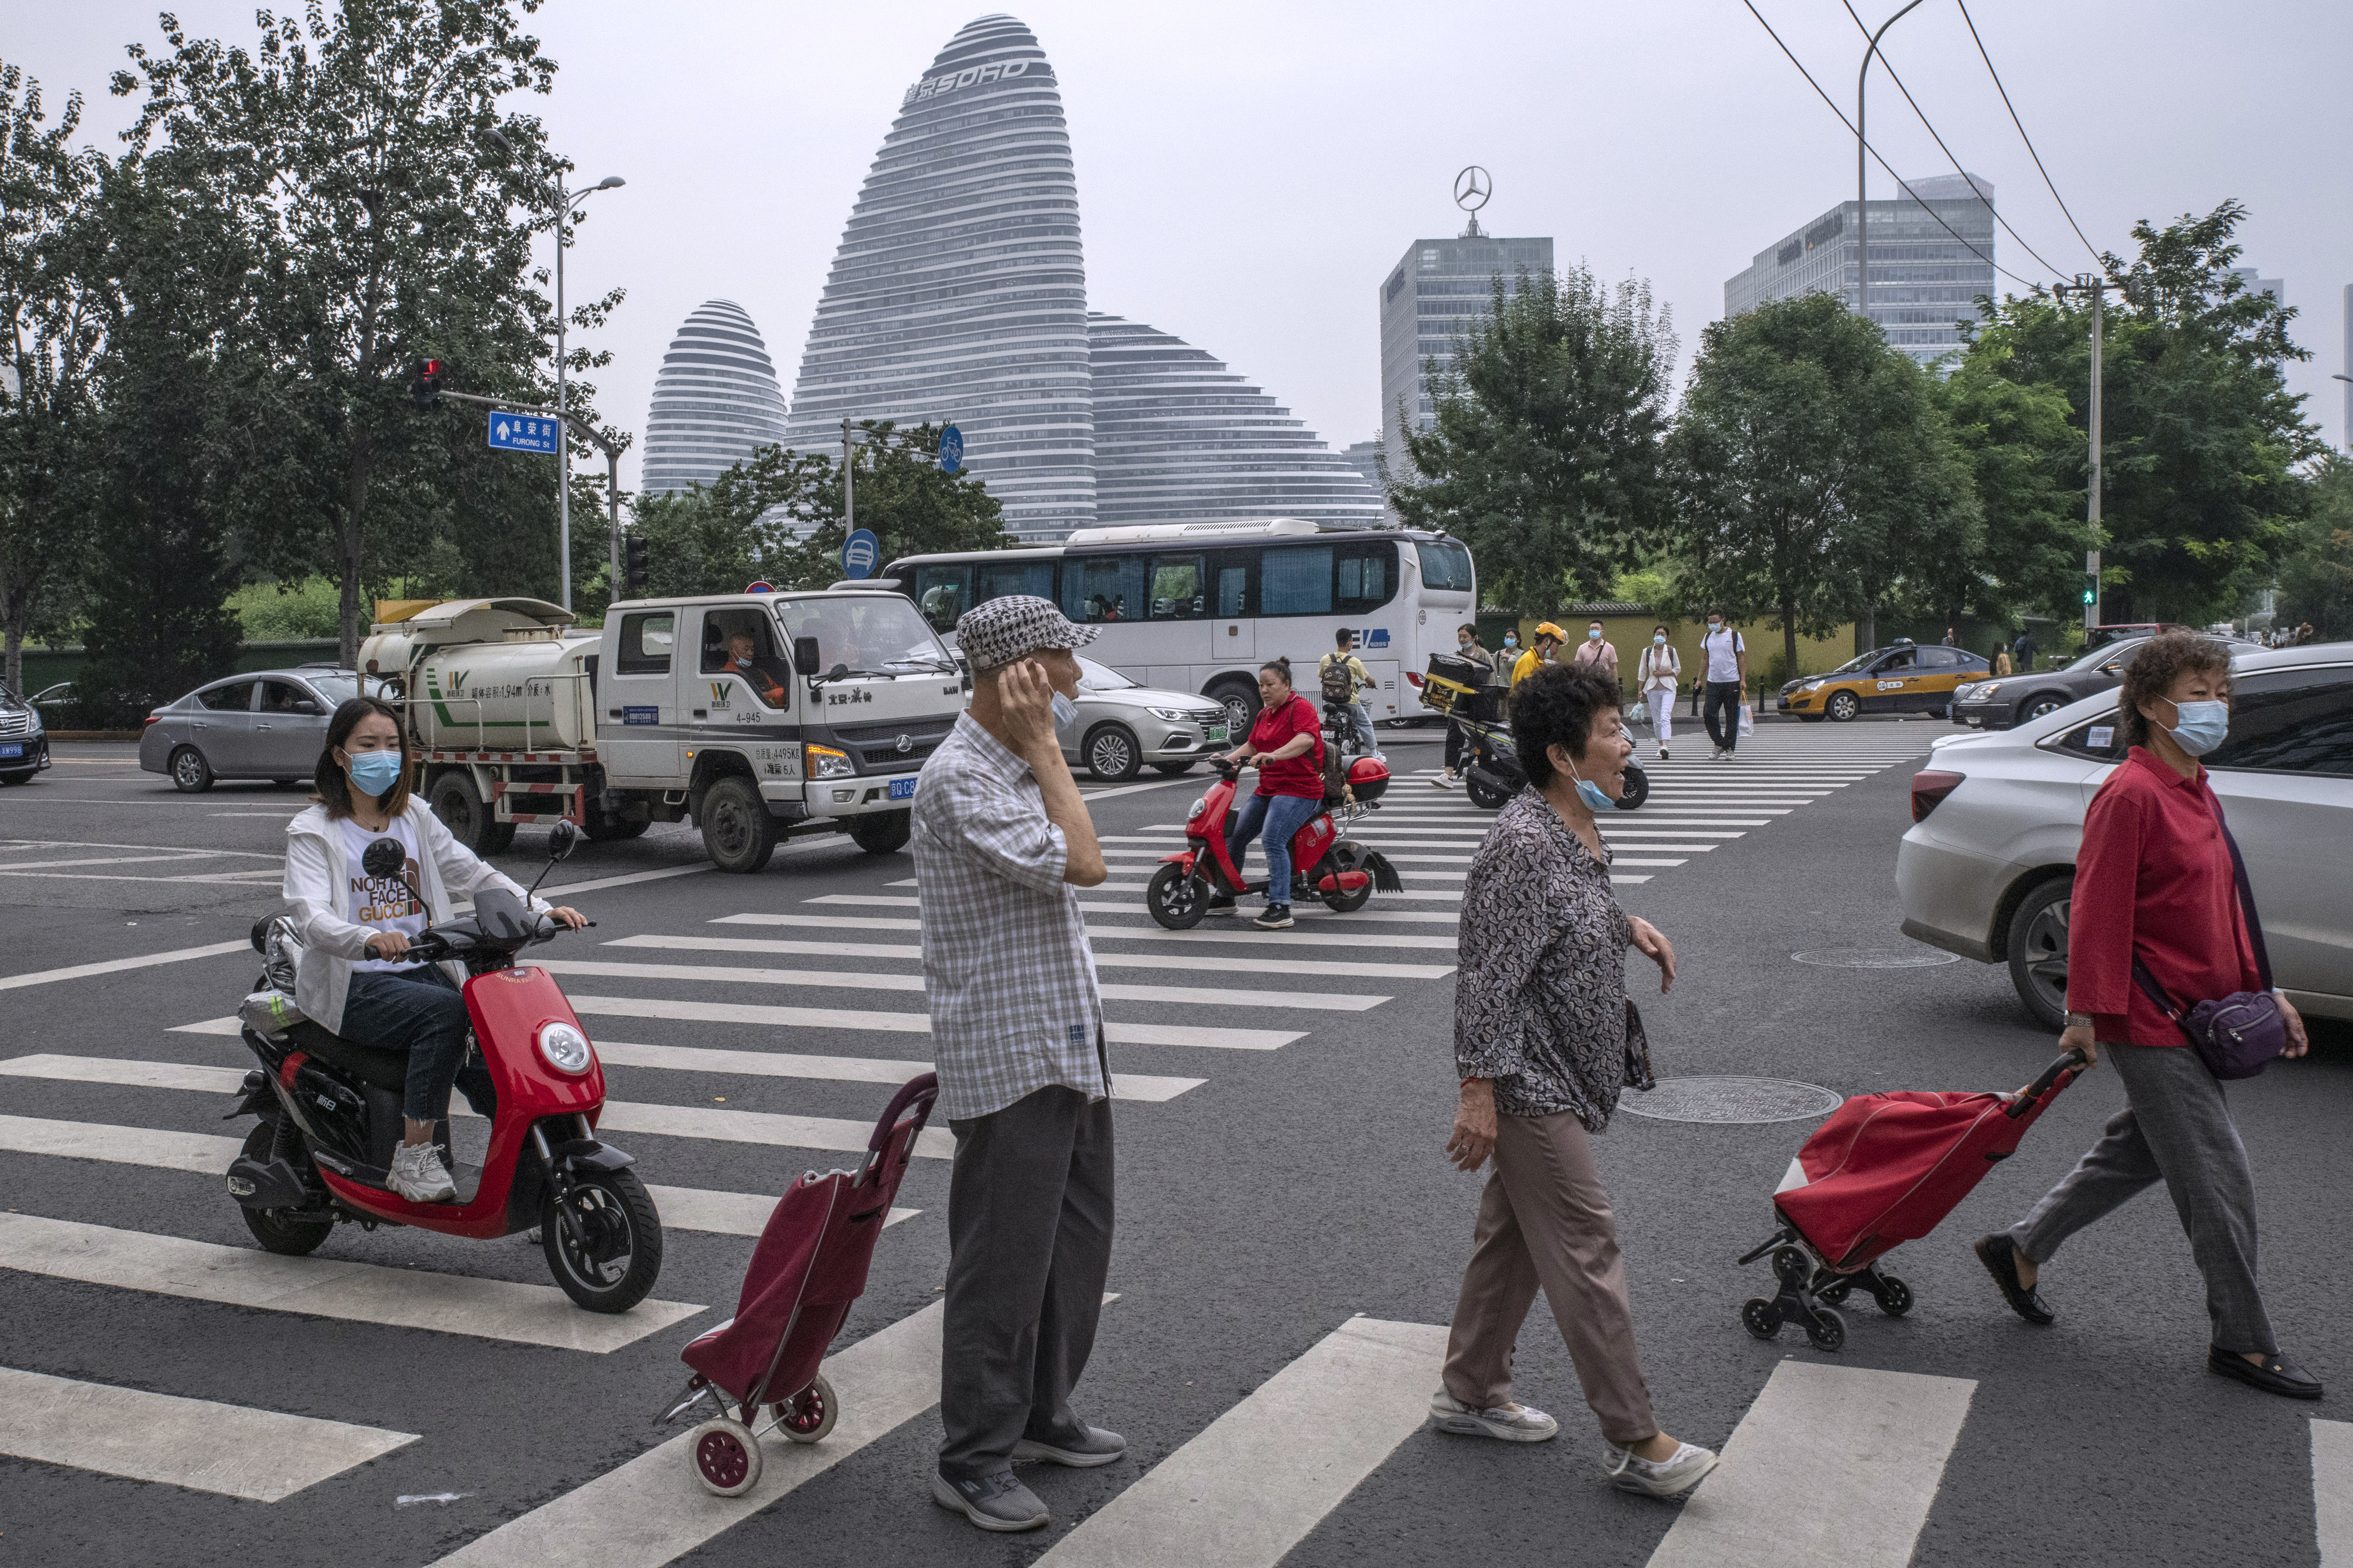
[
  {"left": 1206, "top": 678, "right": 1259, "bottom": 737},
  {"left": 846, "top": 809, "right": 911, "bottom": 855},
  {"left": 428, "top": 769, "right": 515, "bottom": 855},
  {"left": 169, "top": 745, "right": 215, "bottom": 793},
  {"left": 1152, "top": 760, "right": 1197, "bottom": 776},
  {"left": 1083, "top": 723, "right": 1141, "bottom": 783},
  {"left": 699, "top": 776, "right": 777, "bottom": 873},
  {"left": 0, "top": 770, "right": 30, "bottom": 785},
  {"left": 2022, "top": 694, "right": 2067, "bottom": 720},
  {"left": 1825, "top": 690, "right": 1860, "bottom": 723},
  {"left": 2006, "top": 876, "right": 2074, "bottom": 1030}
]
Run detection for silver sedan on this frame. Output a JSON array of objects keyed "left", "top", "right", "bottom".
[
  {"left": 138, "top": 668, "right": 373, "bottom": 792},
  {"left": 1059, "top": 658, "right": 1231, "bottom": 782}
]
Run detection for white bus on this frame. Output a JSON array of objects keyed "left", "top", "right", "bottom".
[{"left": 883, "top": 518, "right": 1477, "bottom": 732}]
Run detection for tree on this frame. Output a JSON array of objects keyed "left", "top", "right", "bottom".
[
  {"left": 1389, "top": 264, "right": 1677, "bottom": 616},
  {"left": 1665, "top": 293, "right": 1978, "bottom": 676},
  {"left": 775, "top": 421, "right": 1012, "bottom": 588},
  {"left": 112, "top": 0, "right": 592, "bottom": 661},
  {"left": 1923, "top": 346, "right": 2092, "bottom": 631},
  {"left": 2273, "top": 452, "right": 2353, "bottom": 640}
]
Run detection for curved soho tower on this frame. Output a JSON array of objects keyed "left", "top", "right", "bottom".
[
  {"left": 640, "top": 299, "right": 791, "bottom": 495},
  {"left": 1088, "top": 313, "right": 1385, "bottom": 528},
  {"left": 784, "top": 15, "right": 1093, "bottom": 540}
]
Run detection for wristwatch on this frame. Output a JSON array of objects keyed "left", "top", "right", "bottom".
[{"left": 2065, "top": 1012, "right": 2094, "bottom": 1029}]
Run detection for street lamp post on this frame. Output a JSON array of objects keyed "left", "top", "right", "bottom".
[{"left": 1853, "top": 1, "right": 1925, "bottom": 653}]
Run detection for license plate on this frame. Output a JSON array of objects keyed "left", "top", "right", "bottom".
[
  {"left": 0, "top": 743, "right": 21, "bottom": 758},
  {"left": 1204, "top": 725, "right": 1228, "bottom": 744},
  {"left": 888, "top": 777, "right": 916, "bottom": 800}
]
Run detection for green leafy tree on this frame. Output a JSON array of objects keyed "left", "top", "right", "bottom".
[
  {"left": 775, "top": 421, "right": 1011, "bottom": 589},
  {"left": 1923, "top": 346, "right": 2092, "bottom": 630},
  {"left": 1665, "top": 293, "right": 1978, "bottom": 676},
  {"left": 1389, "top": 264, "right": 1677, "bottom": 616},
  {"left": 2273, "top": 452, "right": 2353, "bottom": 640}
]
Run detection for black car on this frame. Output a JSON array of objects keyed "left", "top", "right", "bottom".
[
  {"left": 0, "top": 679, "right": 51, "bottom": 783},
  {"left": 1949, "top": 636, "right": 2151, "bottom": 730}
]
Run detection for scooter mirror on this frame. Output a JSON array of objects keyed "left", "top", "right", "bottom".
[
  {"left": 546, "top": 818, "right": 580, "bottom": 862},
  {"left": 361, "top": 838, "right": 407, "bottom": 879}
]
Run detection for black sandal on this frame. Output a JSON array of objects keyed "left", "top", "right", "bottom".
[{"left": 1973, "top": 1234, "right": 2054, "bottom": 1325}]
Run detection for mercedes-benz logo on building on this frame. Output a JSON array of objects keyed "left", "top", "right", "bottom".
[
  {"left": 895, "top": 733, "right": 914, "bottom": 755},
  {"left": 1454, "top": 166, "right": 1491, "bottom": 212}
]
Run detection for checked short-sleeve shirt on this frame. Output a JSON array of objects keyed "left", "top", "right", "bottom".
[{"left": 911, "top": 713, "right": 1107, "bottom": 1122}]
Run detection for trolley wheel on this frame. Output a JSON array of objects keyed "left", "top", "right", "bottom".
[
  {"left": 1872, "top": 1276, "right": 1914, "bottom": 1317},
  {"left": 1741, "top": 1298, "right": 1782, "bottom": 1340},
  {"left": 1145, "top": 862, "right": 1208, "bottom": 930},
  {"left": 772, "top": 1373, "right": 838, "bottom": 1446},
  {"left": 1804, "top": 1307, "right": 1847, "bottom": 1353},
  {"left": 1817, "top": 1279, "right": 1852, "bottom": 1306},
  {"left": 689, "top": 1417, "right": 762, "bottom": 1497}
]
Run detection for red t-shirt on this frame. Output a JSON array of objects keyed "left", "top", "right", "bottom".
[{"left": 1250, "top": 694, "right": 1326, "bottom": 799}]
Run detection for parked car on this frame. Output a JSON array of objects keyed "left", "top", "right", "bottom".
[
  {"left": 1950, "top": 636, "right": 2151, "bottom": 731},
  {"left": 1778, "top": 640, "right": 1993, "bottom": 722},
  {"left": 138, "top": 667, "right": 375, "bottom": 792},
  {"left": 1061, "top": 656, "right": 1230, "bottom": 782},
  {"left": 2084, "top": 621, "right": 2188, "bottom": 649},
  {"left": 1896, "top": 642, "right": 2353, "bottom": 1028},
  {"left": 0, "top": 679, "right": 50, "bottom": 783}
]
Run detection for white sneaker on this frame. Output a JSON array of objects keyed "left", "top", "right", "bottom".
[
  {"left": 1431, "top": 770, "right": 1457, "bottom": 789},
  {"left": 1429, "top": 1392, "right": 1559, "bottom": 1443},
  {"left": 1605, "top": 1440, "right": 1719, "bottom": 1497},
  {"left": 1657, "top": 748, "right": 1669, "bottom": 761},
  {"left": 388, "top": 1141, "right": 457, "bottom": 1203}
]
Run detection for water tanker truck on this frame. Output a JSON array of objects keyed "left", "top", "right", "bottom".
[{"left": 360, "top": 591, "right": 968, "bottom": 872}]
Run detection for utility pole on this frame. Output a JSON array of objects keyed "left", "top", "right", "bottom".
[
  {"left": 1854, "top": 1, "right": 1924, "bottom": 654},
  {"left": 2054, "top": 274, "right": 2116, "bottom": 640},
  {"left": 841, "top": 419, "right": 872, "bottom": 534}
]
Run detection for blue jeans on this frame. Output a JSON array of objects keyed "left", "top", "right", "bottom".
[
  {"left": 341, "top": 966, "right": 491, "bottom": 1122},
  {"left": 1340, "top": 702, "right": 1382, "bottom": 758},
  {"left": 1231, "top": 791, "right": 1322, "bottom": 907}
]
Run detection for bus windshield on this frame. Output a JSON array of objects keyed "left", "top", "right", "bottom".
[
  {"left": 1415, "top": 539, "right": 1472, "bottom": 592},
  {"left": 774, "top": 596, "right": 954, "bottom": 676}
]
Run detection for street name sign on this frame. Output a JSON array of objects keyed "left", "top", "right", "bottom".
[{"left": 487, "top": 413, "right": 559, "bottom": 455}]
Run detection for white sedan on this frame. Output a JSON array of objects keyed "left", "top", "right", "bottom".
[{"left": 1896, "top": 642, "right": 2353, "bottom": 1027}]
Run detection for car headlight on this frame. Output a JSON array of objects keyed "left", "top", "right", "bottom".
[
  {"left": 808, "top": 743, "right": 855, "bottom": 779},
  {"left": 536, "top": 1020, "right": 594, "bottom": 1075},
  {"left": 1801, "top": 678, "right": 1824, "bottom": 689},
  {"left": 1969, "top": 682, "right": 2002, "bottom": 699},
  {"left": 1149, "top": 707, "right": 1199, "bottom": 723}
]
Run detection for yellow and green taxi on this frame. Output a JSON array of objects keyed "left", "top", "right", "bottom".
[{"left": 1777, "top": 640, "right": 1994, "bottom": 722}]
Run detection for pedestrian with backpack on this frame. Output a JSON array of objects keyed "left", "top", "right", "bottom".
[
  {"left": 1699, "top": 612, "right": 1747, "bottom": 760},
  {"left": 1319, "top": 629, "right": 1382, "bottom": 760},
  {"left": 1634, "top": 626, "right": 1681, "bottom": 761}
]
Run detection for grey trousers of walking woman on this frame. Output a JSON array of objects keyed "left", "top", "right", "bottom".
[
  {"left": 2005, "top": 1042, "right": 2276, "bottom": 1355},
  {"left": 1442, "top": 1109, "right": 1658, "bottom": 1445}
]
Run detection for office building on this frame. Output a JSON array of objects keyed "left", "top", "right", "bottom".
[
  {"left": 639, "top": 299, "right": 791, "bottom": 495},
  {"left": 1724, "top": 173, "right": 1997, "bottom": 368},
  {"left": 1088, "top": 313, "right": 1386, "bottom": 528},
  {"left": 2231, "top": 266, "right": 2285, "bottom": 308},
  {"left": 1378, "top": 228, "right": 1553, "bottom": 486},
  {"left": 1341, "top": 439, "right": 1385, "bottom": 495},
  {"left": 782, "top": 15, "right": 1094, "bottom": 540}
]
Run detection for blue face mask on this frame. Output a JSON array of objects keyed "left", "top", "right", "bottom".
[
  {"left": 1588, "top": 629, "right": 1602, "bottom": 642},
  {"left": 1504, "top": 636, "right": 1517, "bottom": 648},
  {"left": 2165, "top": 698, "right": 2229, "bottom": 757},
  {"left": 346, "top": 748, "right": 403, "bottom": 798},
  {"left": 1652, "top": 634, "right": 1667, "bottom": 646},
  {"left": 1565, "top": 756, "right": 1615, "bottom": 812},
  {"left": 1051, "top": 691, "right": 1078, "bottom": 728}
]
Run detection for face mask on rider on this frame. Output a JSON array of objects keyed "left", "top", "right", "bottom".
[
  {"left": 345, "top": 748, "right": 404, "bottom": 799},
  {"left": 2161, "top": 696, "right": 2230, "bottom": 757}
]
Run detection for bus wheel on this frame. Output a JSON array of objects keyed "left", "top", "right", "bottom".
[{"left": 1207, "top": 678, "right": 1259, "bottom": 737}]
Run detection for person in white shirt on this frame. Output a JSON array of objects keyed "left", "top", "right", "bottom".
[
  {"left": 1634, "top": 625, "right": 1681, "bottom": 760},
  {"left": 1699, "top": 612, "right": 1748, "bottom": 760}
]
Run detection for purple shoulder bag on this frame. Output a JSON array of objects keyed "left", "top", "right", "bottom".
[{"left": 2129, "top": 796, "right": 2287, "bottom": 1080}]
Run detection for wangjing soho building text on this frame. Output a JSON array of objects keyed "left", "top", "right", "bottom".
[
  {"left": 640, "top": 300, "right": 791, "bottom": 495},
  {"left": 783, "top": 15, "right": 1094, "bottom": 540},
  {"left": 1088, "top": 314, "right": 1386, "bottom": 528}
]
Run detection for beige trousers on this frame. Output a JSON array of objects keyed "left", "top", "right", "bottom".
[{"left": 1441, "top": 1109, "right": 1658, "bottom": 1444}]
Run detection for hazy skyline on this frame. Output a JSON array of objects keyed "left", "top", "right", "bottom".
[{"left": 16, "top": 1, "right": 2350, "bottom": 498}]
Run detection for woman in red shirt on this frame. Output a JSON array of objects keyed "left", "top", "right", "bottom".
[
  {"left": 1975, "top": 633, "right": 2314, "bottom": 1399},
  {"left": 1212, "top": 659, "right": 1327, "bottom": 930}
]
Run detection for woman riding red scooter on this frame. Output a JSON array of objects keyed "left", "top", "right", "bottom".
[{"left": 1207, "top": 659, "right": 1328, "bottom": 930}]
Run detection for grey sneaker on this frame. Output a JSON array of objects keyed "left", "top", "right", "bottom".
[
  {"left": 1012, "top": 1423, "right": 1127, "bottom": 1467},
  {"left": 1254, "top": 904, "right": 1294, "bottom": 930},
  {"left": 1430, "top": 1392, "right": 1558, "bottom": 1443},
  {"left": 1205, "top": 893, "right": 1237, "bottom": 916},
  {"left": 931, "top": 1468, "right": 1049, "bottom": 1532},
  {"left": 388, "top": 1141, "right": 456, "bottom": 1203},
  {"left": 1605, "top": 1440, "right": 1719, "bottom": 1497}
]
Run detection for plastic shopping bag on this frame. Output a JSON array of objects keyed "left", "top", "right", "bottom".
[
  {"left": 1627, "top": 699, "right": 1650, "bottom": 726},
  {"left": 1738, "top": 702, "right": 1755, "bottom": 738}
]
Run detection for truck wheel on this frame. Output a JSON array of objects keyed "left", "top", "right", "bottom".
[
  {"left": 584, "top": 813, "right": 649, "bottom": 842},
  {"left": 846, "top": 810, "right": 911, "bottom": 855},
  {"left": 700, "top": 776, "right": 777, "bottom": 873},
  {"left": 429, "top": 770, "right": 515, "bottom": 855}
]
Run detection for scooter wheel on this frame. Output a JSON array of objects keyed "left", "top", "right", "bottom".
[
  {"left": 1465, "top": 775, "right": 1511, "bottom": 810},
  {"left": 688, "top": 1417, "right": 762, "bottom": 1497},
  {"left": 1613, "top": 763, "right": 1649, "bottom": 811},
  {"left": 773, "top": 1373, "right": 838, "bottom": 1445},
  {"left": 543, "top": 1166, "right": 664, "bottom": 1313},
  {"left": 1873, "top": 1276, "right": 1914, "bottom": 1317},
  {"left": 1741, "top": 1298, "right": 1782, "bottom": 1340},
  {"left": 1804, "top": 1307, "right": 1848, "bottom": 1353},
  {"left": 1145, "top": 862, "right": 1209, "bottom": 930}
]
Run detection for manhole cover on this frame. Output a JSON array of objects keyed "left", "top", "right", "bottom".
[
  {"left": 1790, "top": 946, "right": 1961, "bottom": 969},
  {"left": 1619, "top": 1077, "right": 1842, "bottom": 1124}
]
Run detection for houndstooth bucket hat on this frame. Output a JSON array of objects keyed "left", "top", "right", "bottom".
[{"left": 955, "top": 595, "right": 1099, "bottom": 672}]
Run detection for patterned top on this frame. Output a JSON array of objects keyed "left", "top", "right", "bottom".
[
  {"left": 1455, "top": 789, "right": 1654, "bottom": 1129},
  {"left": 912, "top": 713, "right": 1107, "bottom": 1122}
]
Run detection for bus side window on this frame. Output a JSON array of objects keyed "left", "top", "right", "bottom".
[
  {"left": 1148, "top": 554, "right": 1206, "bottom": 619},
  {"left": 1336, "top": 543, "right": 1395, "bottom": 614},
  {"left": 1215, "top": 562, "right": 1249, "bottom": 618},
  {"left": 976, "top": 559, "right": 1056, "bottom": 604},
  {"left": 1061, "top": 554, "right": 1145, "bottom": 623},
  {"left": 913, "top": 565, "right": 970, "bottom": 632},
  {"left": 1261, "top": 545, "right": 1333, "bottom": 616}
]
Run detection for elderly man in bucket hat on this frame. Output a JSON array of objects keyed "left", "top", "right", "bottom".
[{"left": 914, "top": 595, "right": 1122, "bottom": 1533}]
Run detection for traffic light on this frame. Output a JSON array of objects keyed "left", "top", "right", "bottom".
[
  {"left": 411, "top": 358, "right": 444, "bottom": 409},
  {"left": 621, "top": 533, "right": 649, "bottom": 598},
  {"left": 2081, "top": 573, "right": 2099, "bottom": 608}
]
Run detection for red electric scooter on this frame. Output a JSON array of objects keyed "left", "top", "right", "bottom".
[
  {"left": 225, "top": 820, "right": 662, "bottom": 1312},
  {"left": 1145, "top": 753, "right": 1402, "bottom": 929}
]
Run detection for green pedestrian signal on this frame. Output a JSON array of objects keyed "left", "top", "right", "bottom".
[{"left": 2081, "top": 574, "right": 2099, "bottom": 607}]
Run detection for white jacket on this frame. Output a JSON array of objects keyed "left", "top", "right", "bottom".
[
  {"left": 282, "top": 802, "right": 548, "bottom": 1035},
  {"left": 1637, "top": 644, "right": 1682, "bottom": 692}
]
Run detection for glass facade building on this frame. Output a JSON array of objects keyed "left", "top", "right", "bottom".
[
  {"left": 1724, "top": 174, "right": 1997, "bottom": 368},
  {"left": 640, "top": 299, "right": 791, "bottom": 495},
  {"left": 782, "top": 14, "right": 1094, "bottom": 541},
  {"left": 1378, "top": 231, "right": 1554, "bottom": 485},
  {"left": 1087, "top": 313, "right": 1386, "bottom": 528}
]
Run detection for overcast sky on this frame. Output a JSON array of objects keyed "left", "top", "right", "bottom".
[{"left": 17, "top": 1, "right": 2352, "bottom": 495}]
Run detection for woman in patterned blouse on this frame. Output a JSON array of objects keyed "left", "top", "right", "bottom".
[{"left": 1425, "top": 662, "right": 1721, "bottom": 1498}]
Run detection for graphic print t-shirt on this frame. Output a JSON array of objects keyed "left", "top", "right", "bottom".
[{"left": 338, "top": 815, "right": 428, "bottom": 972}]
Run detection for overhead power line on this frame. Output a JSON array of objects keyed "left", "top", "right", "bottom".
[
  {"left": 1955, "top": 0, "right": 2105, "bottom": 267},
  {"left": 1836, "top": 0, "right": 2068, "bottom": 278},
  {"left": 1737, "top": 0, "right": 2038, "bottom": 290}
]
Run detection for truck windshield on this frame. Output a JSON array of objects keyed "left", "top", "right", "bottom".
[{"left": 774, "top": 596, "right": 954, "bottom": 676}]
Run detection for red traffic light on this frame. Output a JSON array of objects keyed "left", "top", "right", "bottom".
[{"left": 412, "top": 358, "right": 444, "bottom": 409}]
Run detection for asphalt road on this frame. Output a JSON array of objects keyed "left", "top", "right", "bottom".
[{"left": 2, "top": 726, "right": 2346, "bottom": 1567}]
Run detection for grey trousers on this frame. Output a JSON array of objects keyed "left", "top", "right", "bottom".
[
  {"left": 2007, "top": 1042, "right": 2276, "bottom": 1355},
  {"left": 939, "top": 1084, "right": 1115, "bottom": 1480}
]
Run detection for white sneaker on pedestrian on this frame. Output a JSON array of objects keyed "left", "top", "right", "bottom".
[
  {"left": 388, "top": 1141, "right": 456, "bottom": 1203},
  {"left": 1429, "top": 1392, "right": 1559, "bottom": 1443},
  {"left": 1431, "top": 770, "right": 1457, "bottom": 789},
  {"left": 1604, "top": 1440, "right": 1718, "bottom": 1497},
  {"left": 1657, "top": 747, "right": 1669, "bottom": 761}
]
